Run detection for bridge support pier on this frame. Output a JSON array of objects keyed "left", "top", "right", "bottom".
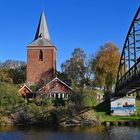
[{"left": 110, "top": 96, "right": 136, "bottom": 116}]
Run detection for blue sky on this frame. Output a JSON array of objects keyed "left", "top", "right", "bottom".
[{"left": 0, "top": 0, "right": 139, "bottom": 71}]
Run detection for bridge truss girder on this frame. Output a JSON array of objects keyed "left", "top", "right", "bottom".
[{"left": 115, "top": 7, "right": 140, "bottom": 95}]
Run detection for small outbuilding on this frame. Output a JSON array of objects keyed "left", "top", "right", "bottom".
[
  {"left": 18, "top": 84, "right": 35, "bottom": 100},
  {"left": 110, "top": 96, "right": 136, "bottom": 116}
]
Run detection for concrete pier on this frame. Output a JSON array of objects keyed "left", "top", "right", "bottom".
[{"left": 110, "top": 96, "right": 136, "bottom": 116}]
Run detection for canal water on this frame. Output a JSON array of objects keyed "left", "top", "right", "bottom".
[{"left": 0, "top": 126, "right": 140, "bottom": 140}]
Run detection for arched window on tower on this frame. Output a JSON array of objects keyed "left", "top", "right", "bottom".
[{"left": 39, "top": 50, "right": 43, "bottom": 61}]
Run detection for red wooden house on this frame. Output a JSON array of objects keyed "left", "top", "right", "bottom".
[
  {"left": 18, "top": 84, "right": 32, "bottom": 96},
  {"left": 40, "top": 77, "right": 73, "bottom": 100},
  {"left": 18, "top": 84, "right": 35, "bottom": 100}
]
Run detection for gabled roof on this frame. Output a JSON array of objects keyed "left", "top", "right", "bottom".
[
  {"left": 39, "top": 77, "right": 73, "bottom": 91},
  {"left": 28, "top": 11, "right": 54, "bottom": 47},
  {"left": 18, "top": 84, "right": 32, "bottom": 92}
]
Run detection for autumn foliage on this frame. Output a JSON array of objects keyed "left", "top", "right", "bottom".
[{"left": 92, "top": 42, "right": 120, "bottom": 93}]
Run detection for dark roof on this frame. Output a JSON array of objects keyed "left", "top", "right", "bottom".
[
  {"left": 39, "top": 77, "right": 73, "bottom": 91},
  {"left": 28, "top": 11, "right": 54, "bottom": 47},
  {"left": 28, "top": 38, "right": 54, "bottom": 47}
]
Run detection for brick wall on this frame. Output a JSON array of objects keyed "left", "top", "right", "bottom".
[{"left": 27, "top": 46, "right": 56, "bottom": 84}]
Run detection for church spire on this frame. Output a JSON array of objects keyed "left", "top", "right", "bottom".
[
  {"left": 34, "top": 11, "right": 50, "bottom": 40},
  {"left": 28, "top": 11, "right": 54, "bottom": 47}
]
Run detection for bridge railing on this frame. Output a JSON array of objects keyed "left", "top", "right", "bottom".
[{"left": 116, "top": 61, "right": 140, "bottom": 93}]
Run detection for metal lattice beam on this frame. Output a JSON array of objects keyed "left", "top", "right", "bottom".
[{"left": 115, "top": 6, "right": 140, "bottom": 95}]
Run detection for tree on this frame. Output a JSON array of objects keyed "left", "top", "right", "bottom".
[
  {"left": 0, "top": 82, "right": 25, "bottom": 111},
  {"left": 57, "top": 71, "right": 71, "bottom": 86},
  {"left": 0, "top": 60, "right": 26, "bottom": 84},
  {"left": 81, "top": 59, "right": 93, "bottom": 86},
  {"left": 91, "top": 42, "right": 120, "bottom": 96},
  {"left": 0, "top": 60, "right": 26, "bottom": 69},
  {"left": 10, "top": 65, "right": 26, "bottom": 84},
  {"left": 61, "top": 48, "right": 87, "bottom": 86},
  {"left": 0, "top": 69, "right": 13, "bottom": 83}
]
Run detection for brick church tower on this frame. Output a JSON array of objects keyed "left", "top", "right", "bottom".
[{"left": 27, "top": 11, "right": 56, "bottom": 85}]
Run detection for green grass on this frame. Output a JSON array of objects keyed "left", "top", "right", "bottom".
[
  {"left": 136, "top": 99, "right": 140, "bottom": 116},
  {"left": 94, "top": 98, "right": 140, "bottom": 122}
]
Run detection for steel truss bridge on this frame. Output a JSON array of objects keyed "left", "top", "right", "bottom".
[{"left": 115, "top": 7, "right": 140, "bottom": 96}]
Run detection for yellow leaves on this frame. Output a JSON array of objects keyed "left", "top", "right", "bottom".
[{"left": 92, "top": 42, "right": 120, "bottom": 89}]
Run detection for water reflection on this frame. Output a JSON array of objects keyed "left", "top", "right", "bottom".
[
  {"left": 103, "top": 127, "right": 137, "bottom": 140},
  {"left": 0, "top": 126, "right": 140, "bottom": 140}
]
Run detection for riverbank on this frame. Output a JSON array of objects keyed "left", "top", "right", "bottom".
[
  {"left": 59, "top": 109, "right": 100, "bottom": 127},
  {"left": 0, "top": 107, "right": 100, "bottom": 127},
  {"left": 1, "top": 99, "right": 140, "bottom": 127},
  {"left": 95, "top": 99, "right": 140, "bottom": 123},
  {"left": 0, "top": 83, "right": 140, "bottom": 127}
]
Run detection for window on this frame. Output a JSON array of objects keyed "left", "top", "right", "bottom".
[
  {"left": 39, "top": 50, "right": 43, "bottom": 61},
  {"left": 39, "top": 33, "right": 43, "bottom": 38}
]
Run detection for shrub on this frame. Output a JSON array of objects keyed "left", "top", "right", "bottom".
[
  {"left": 83, "top": 89, "right": 97, "bottom": 107},
  {"left": 69, "top": 88, "right": 97, "bottom": 110},
  {"left": 0, "top": 82, "right": 25, "bottom": 112}
]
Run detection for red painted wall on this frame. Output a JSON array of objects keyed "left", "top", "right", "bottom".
[{"left": 44, "top": 79, "right": 71, "bottom": 94}]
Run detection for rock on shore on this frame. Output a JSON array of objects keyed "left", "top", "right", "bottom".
[{"left": 59, "top": 109, "right": 100, "bottom": 127}]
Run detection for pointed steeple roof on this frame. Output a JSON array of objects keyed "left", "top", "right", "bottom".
[
  {"left": 28, "top": 11, "right": 54, "bottom": 47},
  {"left": 35, "top": 11, "right": 50, "bottom": 40}
]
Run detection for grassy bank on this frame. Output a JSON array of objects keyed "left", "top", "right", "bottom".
[
  {"left": 1, "top": 82, "right": 140, "bottom": 125},
  {"left": 94, "top": 99, "right": 140, "bottom": 122}
]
